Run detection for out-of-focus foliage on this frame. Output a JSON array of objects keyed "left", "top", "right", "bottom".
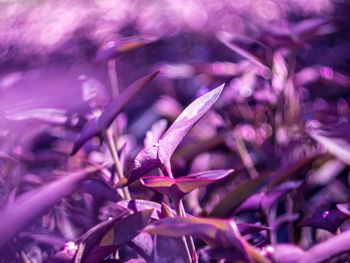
[{"left": 1, "top": 0, "right": 350, "bottom": 262}]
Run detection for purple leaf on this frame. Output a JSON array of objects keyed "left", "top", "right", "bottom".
[
  {"left": 141, "top": 169, "right": 234, "bottom": 200},
  {"left": 71, "top": 118, "right": 100, "bottom": 155},
  {"left": 144, "top": 217, "right": 266, "bottom": 262},
  {"left": 293, "top": 17, "right": 340, "bottom": 42},
  {"left": 208, "top": 175, "right": 271, "bottom": 218},
  {"left": 336, "top": 203, "right": 350, "bottom": 216},
  {"left": 95, "top": 35, "right": 159, "bottom": 63},
  {"left": 127, "top": 232, "right": 153, "bottom": 262},
  {"left": 113, "top": 209, "right": 154, "bottom": 247},
  {"left": 0, "top": 165, "right": 102, "bottom": 249},
  {"left": 158, "top": 84, "right": 224, "bottom": 166},
  {"left": 116, "top": 145, "right": 161, "bottom": 187},
  {"left": 235, "top": 181, "right": 302, "bottom": 214},
  {"left": 307, "top": 120, "right": 350, "bottom": 165},
  {"left": 217, "top": 31, "right": 272, "bottom": 72},
  {"left": 298, "top": 210, "right": 349, "bottom": 234},
  {"left": 80, "top": 179, "right": 122, "bottom": 202},
  {"left": 74, "top": 216, "right": 123, "bottom": 263},
  {"left": 237, "top": 224, "right": 271, "bottom": 236},
  {"left": 98, "top": 70, "right": 161, "bottom": 131},
  {"left": 144, "top": 217, "right": 243, "bottom": 249},
  {"left": 71, "top": 70, "right": 160, "bottom": 155},
  {"left": 85, "top": 245, "right": 116, "bottom": 263},
  {"left": 116, "top": 199, "right": 170, "bottom": 220}
]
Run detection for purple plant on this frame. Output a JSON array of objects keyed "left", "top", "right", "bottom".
[{"left": 1, "top": 2, "right": 350, "bottom": 263}]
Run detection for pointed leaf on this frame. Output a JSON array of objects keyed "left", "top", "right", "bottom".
[
  {"left": 116, "top": 199, "right": 171, "bottom": 220},
  {"left": 99, "top": 70, "right": 161, "bottom": 131},
  {"left": 158, "top": 84, "right": 224, "bottom": 165},
  {"left": 141, "top": 169, "right": 234, "bottom": 200},
  {"left": 71, "top": 118, "right": 100, "bottom": 155},
  {"left": 298, "top": 210, "right": 349, "bottom": 234},
  {"left": 71, "top": 70, "right": 160, "bottom": 155},
  {"left": 95, "top": 35, "right": 159, "bottom": 63},
  {"left": 209, "top": 175, "right": 271, "bottom": 218},
  {"left": 74, "top": 212, "right": 127, "bottom": 262},
  {"left": 113, "top": 209, "right": 154, "bottom": 247},
  {"left": 217, "top": 31, "right": 272, "bottom": 71},
  {"left": 0, "top": 165, "right": 102, "bottom": 249}
]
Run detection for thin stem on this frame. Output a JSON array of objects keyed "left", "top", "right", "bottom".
[
  {"left": 174, "top": 199, "right": 193, "bottom": 263},
  {"left": 165, "top": 166, "right": 197, "bottom": 262},
  {"left": 234, "top": 136, "right": 259, "bottom": 179},
  {"left": 108, "top": 59, "right": 119, "bottom": 99},
  {"left": 105, "top": 129, "right": 131, "bottom": 200}
]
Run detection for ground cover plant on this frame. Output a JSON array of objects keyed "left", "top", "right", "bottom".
[{"left": 1, "top": 1, "right": 350, "bottom": 262}]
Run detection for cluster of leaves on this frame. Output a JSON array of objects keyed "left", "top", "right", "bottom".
[{"left": 1, "top": 14, "right": 350, "bottom": 263}]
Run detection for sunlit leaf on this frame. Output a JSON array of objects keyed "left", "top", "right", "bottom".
[
  {"left": 298, "top": 210, "right": 349, "bottom": 234},
  {"left": 158, "top": 84, "right": 225, "bottom": 166}
]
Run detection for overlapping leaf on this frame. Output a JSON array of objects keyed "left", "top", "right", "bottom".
[{"left": 157, "top": 84, "right": 225, "bottom": 166}]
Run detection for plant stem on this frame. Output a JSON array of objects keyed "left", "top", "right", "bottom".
[
  {"left": 105, "top": 129, "right": 131, "bottom": 200},
  {"left": 108, "top": 59, "right": 119, "bottom": 99},
  {"left": 174, "top": 199, "right": 193, "bottom": 263}
]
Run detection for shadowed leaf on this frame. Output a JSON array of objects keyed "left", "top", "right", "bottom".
[
  {"left": 0, "top": 165, "right": 103, "bottom": 249},
  {"left": 237, "top": 224, "right": 271, "bottom": 236},
  {"left": 298, "top": 210, "right": 349, "bottom": 234},
  {"left": 71, "top": 118, "right": 100, "bottom": 155},
  {"left": 71, "top": 70, "right": 160, "bottom": 155},
  {"left": 113, "top": 209, "right": 154, "bottom": 247},
  {"left": 209, "top": 175, "right": 271, "bottom": 218},
  {"left": 116, "top": 145, "right": 161, "bottom": 187},
  {"left": 99, "top": 70, "right": 161, "bottom": 131},
  {"left": 235, "top": 181, "right": 302, "bottom": 214},
  {"left": 158, "top": 84, "right": 224, "bottom": 166}
]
